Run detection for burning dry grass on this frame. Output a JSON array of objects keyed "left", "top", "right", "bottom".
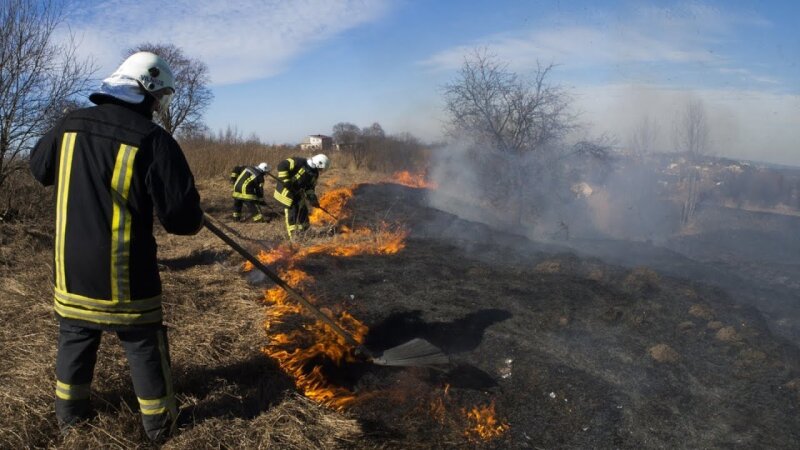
[
  {"left": 463, "top": 400, "right": 510, "bottom": 442},
  {"left": 391, "top": 170, "right": 438, "bottom": 189},
  {"left": 245, "top": 187, "right": 412, "bottom": 410}
]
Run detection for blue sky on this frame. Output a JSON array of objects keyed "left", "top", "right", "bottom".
[{"left": 61, "top": 0, "right": 799, "bottom": 165}]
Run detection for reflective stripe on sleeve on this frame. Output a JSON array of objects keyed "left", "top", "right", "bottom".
[
  {"left": 273, "top": 188, "right": 293, "bottom": 206},
  {"left": 55, "top": 132, "right": 77, "bottom": 291}
]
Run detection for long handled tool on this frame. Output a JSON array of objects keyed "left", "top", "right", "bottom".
[
  {"left": 314, "top": 205, "right": 339, "bottom": 222},
  {"left": 203, "top": 213, "right": 448, "bottom": 367}
]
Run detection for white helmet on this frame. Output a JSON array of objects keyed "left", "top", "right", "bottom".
[
  {"left": 107, "top": 52, "right": 175, "bottom": 111},
  {"left": 309, "top": 154, "right": 330, "bottom": 170},
  {"left": 256, "top": 162, "right": 270, "bottom": 173}
]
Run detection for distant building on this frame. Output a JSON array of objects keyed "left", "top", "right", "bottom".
[{"left": 300, "top": 134, "right": 333, "bottom": 151}]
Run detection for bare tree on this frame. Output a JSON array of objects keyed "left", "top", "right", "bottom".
[
  {"left": 442, "top": 49, "right": 575, "bottom": 225},
  {"left": 674, "top": 99, "right": 711, "bottom": 227},
  {"left": 0, "top": 0, "right": 95, "bottom": 189},
  {"left": 362, "top": 122, "right": 385, "bottom": 139},
  {"left": 332, "top": 122, "right": 367, "bottom": 168},
  {"left": 675, "top": 99, "right": 710, "bottom": 160},
  {"left": 628, "top": 115, "right": 659, "bottom": 158},
  {"left": 332, "top": 122, "right": 361, "bottom": 145},
  {"left": 361, "top": 122, "right": 387, "bottom": 169},
  {"left": 126, "top": 43, "right": 213, "bottom": 136}
]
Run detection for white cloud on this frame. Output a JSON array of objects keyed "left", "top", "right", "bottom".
[
  {"left": 420, "top": 24, "right": 721, "bottom": 73},
  {"left": 419, "top": 2, "right": 777, "bottom": 88},
  {"left": 60, "top": 0, "right": 392, "bottom": 85}
]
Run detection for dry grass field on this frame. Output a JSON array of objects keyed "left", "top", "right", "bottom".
[{"left": 2, "top": 146, "right": 800, "bottom": 449}]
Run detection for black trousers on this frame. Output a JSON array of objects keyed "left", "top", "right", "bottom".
[
  {"left": 232, "top": 199, "right": 264, "bottom": 221},
  {"left": 283, "top": 196, "right": 309, "bottom": 239},
  {"left": 55, "top": 322, "right": 177, "bottom": 441}
]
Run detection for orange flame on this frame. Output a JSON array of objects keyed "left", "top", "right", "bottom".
[
  {"left": 300, "top": 226, "right": 407, "bottom": 257},
  {"left": 243, "top": 248, "right": 292, "bottom": 272},
  {"left": 430, "top": 383, "right": 451, "bottom": 424},
  {"left": 463, "top": 401, "right": 510, "bottom": 441},
  {"left": 310, "top": 186, "right": 354, "bottom": 225},
  {"left": 244, "top": 184, "right": 410, "bottom": 409},
  {"left": 391, "top": 170, "right": 438, "bottom": 189},
  {"left": 259, "top": 265, "right": 368, "bottom": 409}
]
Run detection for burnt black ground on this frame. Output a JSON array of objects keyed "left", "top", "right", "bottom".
[{"left": 284, "top": 183, "right": 800, "bottom": 448}]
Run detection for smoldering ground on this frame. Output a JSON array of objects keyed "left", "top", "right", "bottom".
[{"left": 425, "top": 135, "right": 800, "bottom": 332}]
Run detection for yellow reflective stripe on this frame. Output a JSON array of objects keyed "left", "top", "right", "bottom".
[
  {"left": 234, "top": 170, "right": 259, "bottom": 198},
  {"left": 277, "top": 171, "right": 289, "bottom": 178},
  {"left": 292, "top": 167, "right": 306, "bottom": 182},
  {"left": 110, "top": 144, "right": 139, "bottom": 302},
  {"left": 241, "top": 175, "right": 253, "bottom": 194},
  {"left": 138, "top": 396, "right": 169, "bottom": 415},
  {"left": 273, "top": 188, "right": 293, "bottom": 206},
  {"left": 287, "top": 158, "right": 295, "bottom": 170},
  {"left": 55, "top": 132, "right": 77, "bottom": 291},
  {"left": 55, "top": 287, "right": 161, "bottom": 312},
  {"left": 233, "top": 192, "right": 261, "bottom": 200},
  {"left": 156, "top": 329, "right": 178, "bottom": 422},
  {"left": 284, "top": 208, "right": 293, "bottom": 238},
  {"left": 54, "top": 299, "right": 162, "bottom": 326},
  {"left": 56, "top": 380, "right": 90, "bottom": 400},
  {"left": 234, "top": 170, "right": 249, "bottom": 187}
]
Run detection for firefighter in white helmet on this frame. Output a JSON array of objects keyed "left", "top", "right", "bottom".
[
  {"left": 273, "top": 154, "right": 329, "bottom": 239},
  {"left": 231, "top": 162, "right": 272, "bottom": 222},
  {"left": 30, "top": 51, "right": 202, "bottom": 442}
]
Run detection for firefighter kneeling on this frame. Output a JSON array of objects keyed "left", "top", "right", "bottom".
[{"left": 273, "top": 154, "right": 329, "bottom": 239}]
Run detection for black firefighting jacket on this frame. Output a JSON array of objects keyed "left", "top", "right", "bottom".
[
  {"left": 232, "top": 166, "right": 265, "bottom": 201},
  {"left": 29, "top": 102, "right": 204, "bottom": 329},
  {"left": 230, "top": 165, "right": 245, "bottom": 184},
  {"left": 273, "top": 157, "right": 319, "bottom": 207}
]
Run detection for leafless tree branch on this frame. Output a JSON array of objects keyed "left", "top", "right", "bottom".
[
  {"left": 126, "top": 43, "right": 213, "bottom": 136},
  {"left": 0, "top": 0, "right": 96, "bottom": 188}
]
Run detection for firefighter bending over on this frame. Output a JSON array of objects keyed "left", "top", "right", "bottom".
[
  {"left": 231, "top": 162, "right": 271, "bottom": 222},
  {"left": 29, "top": 52, "right": 204, "bottom": 442},
  {"left": 273, "top": 154, "right": 329, "bottom": 239}
]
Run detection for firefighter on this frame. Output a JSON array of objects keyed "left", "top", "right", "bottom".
[
  {"left": 231, "top": 162, "right": 270, "bottom": 222},
  {"left": 273, "top": 154, "right": 329, "bottom": 239},
  {"left": 29, "top": 52, "right": 203, "bottom": 442}
]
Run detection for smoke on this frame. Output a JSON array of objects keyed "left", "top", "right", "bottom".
[
  {"left": 426, "top": 140, "right": 507, "bottom": 230},
  {"left": 582, "top": 160, "right": 681, "bottom": 243},
  {"left": 573, "top": 84, "right": 800, "bottom": 167},
  {"left": 426, "top": 138, "right": 684, "bottom": 246}
]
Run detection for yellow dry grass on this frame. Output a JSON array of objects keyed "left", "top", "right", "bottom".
[{"left": 0, "top": 157, "right": 383, "bottom": 448}]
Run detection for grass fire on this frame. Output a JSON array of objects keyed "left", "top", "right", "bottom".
[{"left": 1, "top": 10, "right": 798, "bottom": 445}]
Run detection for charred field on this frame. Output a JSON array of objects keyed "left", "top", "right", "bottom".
[{"left": 1, "top": 172, "right": 799, "bottom": 448}]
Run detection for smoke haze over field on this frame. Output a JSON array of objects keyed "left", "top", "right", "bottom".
[{"left": 572, "top": 84, "right": 800, "bottom": 167}]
